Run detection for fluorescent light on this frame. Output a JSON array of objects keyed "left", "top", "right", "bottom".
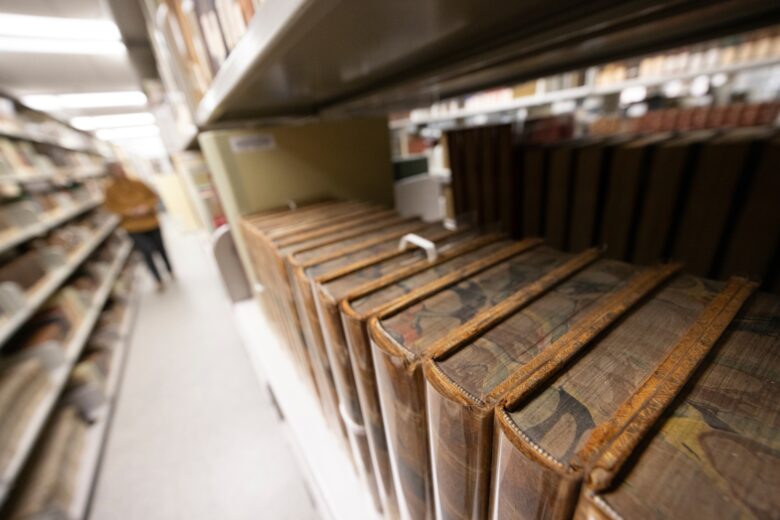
[
  {"left": 0, "top": 36, "right": 125, "bottom": 55},
  {"left": 71, "top": 112, "right": 156, "bottom": 131},
  {"left": 97, "top": 125, "right": 160, "bottom": 140},
  {"left": 23, "top": 91, "right": 148, "bottom": 111},
  {"left": 0, "top": 13, "right": 120, "bottom": 41},
  {"left": 0, "top": 13, "right": 124, "bottom": 55}
]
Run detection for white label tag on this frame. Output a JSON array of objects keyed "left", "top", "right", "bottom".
[{"left": 229, "top": 133, "right": 276, "bottom": 153}]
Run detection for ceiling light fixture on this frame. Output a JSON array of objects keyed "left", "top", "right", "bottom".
[
  {"left": 96, "top": 124, "right": 160, "bottom": 141},
  {"left": 22, "top": 91, "right": 148, "bottom": 111},
  {"left": 0, "top": 36, "right": 125, "bottom": 55},
  {"left": 0, "top": 13, "right": 125, "bottom": 55},
  {"left": 70, "top": 112, "right": 156, "bottom": 131},
  {"left": 0, "top": 13, "right": 120, "bottom": 40}
]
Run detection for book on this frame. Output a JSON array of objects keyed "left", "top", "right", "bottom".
[
  {"left": 313, "top": 228, "right": 491, "bottom": 518},
  {"left": 576, "top": 290, "right": 777, "bottom": 520},
  {"left": 369, "top": 244, "right": 593, "bottom": 520},
  {"left": 491, "top": 275, "right": 754, "bottom": 520}
]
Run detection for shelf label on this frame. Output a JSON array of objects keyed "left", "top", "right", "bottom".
[{"left": 230, "top": 134, "right": 277, "bottom": 153}]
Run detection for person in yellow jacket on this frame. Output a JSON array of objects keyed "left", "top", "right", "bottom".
[{"left": 104, "top": 162, "right": 174, "bottom": 291}]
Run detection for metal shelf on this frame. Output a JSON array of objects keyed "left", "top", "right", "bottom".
[
  {"left": 391, "top": 56, "right": 780, "bottom": 128},
  {"left": 0, "top": 165, "right": 106, "bottom": 185},
  {"left": 190, "top": 0, "right": 780, "bottom": 125},
  {"left": 0, "top": 128, "right": 106, "bottom": 157},
  {"left": 233, "top": 300, "right": 380, "bottom": 520},
  {"left": 0, "top": 198, "right": 103, "bottom": 255},
  {"left": 69, "top": 277, "right": 139, "bottom": 520},
  {"left": 0, "top": 216, "right": 120, "bottom": 348},
  {"left": 0, "top": 240, "right": 132, "bottom": 504}
]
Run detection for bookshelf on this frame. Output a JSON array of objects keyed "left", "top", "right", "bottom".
[
  {"left": 0, "top": 92, "right": 140, "bottom": 516},
  {"left": 0, "top": 238, "right": 132, "bottom": 504},
  {"left": 145, "top": 0, "right": 778, "bottom": 135}
]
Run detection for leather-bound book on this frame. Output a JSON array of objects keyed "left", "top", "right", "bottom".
[
  {"left": 632, "top": 131, "right": 714, "bottom": 265},
  {"left": 568, "top": 138, "right": 623, "bottom": 252},
  {"left": 0, "top": 251, "right": 47, "bottom": 291},
  {"left": 287, "top": 219, "right": 461, "bottom": 513},
  {"left": 601, "top": 134, "right": 669, "bottom": 261},
  {"left": 0, "top": 357, "right": 51, "bottom": 474},
  {"left": 239, "top": 201, "right": 386, "bottom": 382},
  {"left": 3, "top": 406, "right": 88, "bottom": 519},
  {"left": 522, "top": 146, "right": 546, "bottom": 239},
  {"left": 544, "top": 143, "right": 575, "bottom": 250},
  {"left": 349, "top": 236, "right": 542, "bottom": 520},
  {"left": 423, "top": 254, "right": 681, "bottom": 520},
  {"left": 491, "top": 275, "right": 756, "bottom": 520},
  {"left": 370, "top": 244, "right": 604, "bottom": 520},
  {"left": 575, "top": 290, "right": 778, "bottom": 520},
  {"left": 312, "top": 229, "right": 491, "bottom": 519},
  {"left": 718, "top": 136, "right": 780, "bottom": 286},
  {"left": 672, "top": 128, "right": 772, "bottom": 277}
]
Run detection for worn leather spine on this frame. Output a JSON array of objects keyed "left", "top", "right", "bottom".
[
  {"left": 490, "top": 275, "right": 755, "bottom": 520},
  {"left": 423, "top": 258, "right": 678, "bottom": 520}
]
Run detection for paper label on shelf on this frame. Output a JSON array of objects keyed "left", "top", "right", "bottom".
[{"left": 230, "top": 134, "right": 276, "bottom": 153}]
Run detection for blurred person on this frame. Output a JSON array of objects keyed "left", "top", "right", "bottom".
[{"left": 104, "top": 162, "right": 174, "bottom": 291}]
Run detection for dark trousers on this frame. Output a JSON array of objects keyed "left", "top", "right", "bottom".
[{"left": 130, "top": 227, "right": 173, "bottom": 283}]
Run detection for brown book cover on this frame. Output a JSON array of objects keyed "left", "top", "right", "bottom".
[
  {"left": 369, "top": 239, "right": 564, "bottom": 520},
  {"left": 672, "top": 128, "right": 772, "bottom": 276},
  {"left": 522, "top": 146, "right": 546, "bottom": 238},
  {"left": 370, "top": 244, "right": 600, "bottom": 520},
  {"left": 492, "top": 275, "right": 755, "bottom": 520},
  {"left": 423, "top": 256, "right": 683, "bottom": 520},
  {"left": 568, "top": 138, "right": 623, "bottom": 252},
  {"left": 288, "top": 219, "right": 462, "bottom": 513},
  {"left": 601, "top": 134, "right": 669, "bottom": 261},
  {"left": 313, "top": 229, "right": 490, "bottom": 519},
  {"left": 632, "top": 131, "right": 715, "bottom": 265},
  {"left": 544, "top": 143, "right": 575, "bottom": 250},
  {"left": 576, "top": 290, "right": 777, "bottom": 520},
  {"left": 718, "top": 136, "right": 780, "bottom": 285}
]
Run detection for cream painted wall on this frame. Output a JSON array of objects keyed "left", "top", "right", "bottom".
[{"left": 198, "top": 117, "right": 394, "bottom": 287}]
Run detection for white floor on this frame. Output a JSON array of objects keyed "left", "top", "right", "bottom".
[{"left": 89, "top": 220, "right": 318, "bottom": 520}]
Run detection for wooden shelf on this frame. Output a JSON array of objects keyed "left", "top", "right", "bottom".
[
  {"left": 0, "top": 240, "right": 132, "bottom": 504},
  {"left": 0, "top": 216, "right": 120, "bottom": 348},
  {"left": 0, "top": 198, "right": 103, "bottom": 255},
  {"left": 232, "top": 300, "right": 381, "bottom": 520}
]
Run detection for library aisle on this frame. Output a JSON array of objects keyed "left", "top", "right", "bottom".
[{"left": 89, "top": 220, "right": 318, "bottom": 520}]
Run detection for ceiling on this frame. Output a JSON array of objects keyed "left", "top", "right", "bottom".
[{"left": 0, "top": 0, "right": 156, "bottom": 120}]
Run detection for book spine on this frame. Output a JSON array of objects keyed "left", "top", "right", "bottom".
[
  {"left": 491, "top": 410, "right": 581, "bottom": 520},
  {"left": 522, "top": 147, "right": 545, "bottom": 238},
  {"left": 545, "top": 147, "right": 573, "bottom": 250},
  {"left": 313, "top": 282, "right": 383, "bottom": 513},
  {"left": 370, "top": 324, "right": 432, "bottom": 520},
  {"left": 425, "top": 362, "right": 495, "bottom": 520},
  {"left": 341, "top": 305, "right": 400, "bottom": 520},
  {"left": 287, "top": 261, "right": 348, "bottom": 442}
]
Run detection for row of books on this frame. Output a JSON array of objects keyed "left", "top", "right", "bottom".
[
  {"left": 0, "top": 98, "right": 107, "bottom": 157},
  {"left": 0, "top": 137, "right": 105, "bottom": 182},
  {"left": 595, "top": 26, "right": 780, "bottom": 86},
  {"left": 161, "top": 0, "right": 265, "bottom": 99},
  {"left": 590, "top": 101, "right": 780, "bottom": 135},
  {"left": 0, "top": 211, "right": 116, "bottom": 319},
  {"left": 0, "top": 261, "right": 135, "bottom": 519},
  {"left": 239, "top": 200, "right": 778, "bottom": 520},
  {"left": 446, "top": 124, "right": 779, "bottom": 292},
  {"left": 397, "top": 25, "right": 780, "bottom": 127},
  {"left": 0, "top": 185, "right": 102, "bottom": 247}
]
